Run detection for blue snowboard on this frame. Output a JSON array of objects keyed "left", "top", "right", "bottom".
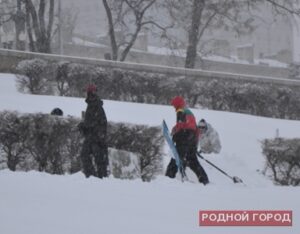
[{"left": 162, "top": 120, "right": 187, "bottom": 181}]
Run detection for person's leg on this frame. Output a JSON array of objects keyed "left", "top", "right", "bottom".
[
  {"left": 165, "top": 158, "right": 178, "bottom": 178},
  {"left": 93, "top": 143, "right": 109, "bottom": 178},
  {"left": 186, "top": 146, "right": 209, "bottom": 185},
  {"left": 80, "top": 142, "right": 96, "bottom": 178}
]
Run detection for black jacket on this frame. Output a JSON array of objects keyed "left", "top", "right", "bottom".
[{"left": 80, "top": 93, "right": 107, "bottom": 143}]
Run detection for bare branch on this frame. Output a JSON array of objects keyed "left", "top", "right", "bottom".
[
  {"left": 47, "top": 0, "right": 54, "bottom": 40},
  {"left": 141, "top": 20, "right": 174, "bottom": 31},
  {"left": 265, "top": 0, "right": 300, "bottom": 15}
]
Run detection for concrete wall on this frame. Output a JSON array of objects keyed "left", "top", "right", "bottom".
[
  {"left": 53, "top": 43, "right": 290, "bottom": 79},
  {"left": 1, "top": 48, "right": 299, "bottom": 88}
]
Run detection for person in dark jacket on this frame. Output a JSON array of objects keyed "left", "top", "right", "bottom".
[
  {"left": 166, "top": 96, "right": 209, "bottom": 185},
  {"left": 78, "top": 84, "right": 108, "bottom": 178}
]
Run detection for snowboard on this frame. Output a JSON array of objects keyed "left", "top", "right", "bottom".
[{"left": 162, "top": 120, "right": 187, "bottom": 181}]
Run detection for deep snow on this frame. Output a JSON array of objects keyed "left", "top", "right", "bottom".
[{"left": 0, "top": 73, "right": 299, "bottom": 234}]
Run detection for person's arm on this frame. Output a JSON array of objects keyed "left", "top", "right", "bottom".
[
  {"left": 175, "top": 110, "right": 196, "bottom": 131},
  {"left": 177, "top": 109, "right": 186, "bottom": 127}
]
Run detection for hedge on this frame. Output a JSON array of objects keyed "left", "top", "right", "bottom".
[
  {"left": 262, "top": 138, "right": 300, "bottom": 186},
  {"left": 0, "top": 111, "right": 164, "bottom": 181},
  {"left": 16, "top": 59, "right": 300, "bottom": 120}
]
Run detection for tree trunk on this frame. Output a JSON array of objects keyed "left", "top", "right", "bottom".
[
  {"left": 119, "top": 24, "right": 141, "bottom": 61},
  {"left": 25, "top": 1, "right": 35, "bottom": 51},
  {"left": 185, "top": 0, "right": 205, "bottom": 69},
  {"left": 25, "top": 0, "right": 54, "bottom": 53},
  {"left": 102, "top": 0, "right": 118, "bottom": 60},
  {"left": 14, "top": 0, "right": 26, "bottom": 50}
]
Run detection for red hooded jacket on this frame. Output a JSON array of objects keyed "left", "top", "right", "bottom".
[{"left": 171, "top": 96, "right": 197, "bottom": 134}]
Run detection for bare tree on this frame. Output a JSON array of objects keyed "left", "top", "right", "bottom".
[
  {"left": 0, "top": 0, "right": 26, "bottom": 50},
  {"left": 164, "top": 0, "right": 300, "bottom": 69},
  {"left": 102, "top": 0, "right": 171, "bottom": 61},
  {"left": 24, "top": 0, "right": 54, "bottom": 53},
  {"left": 13, "top": 0, "right": 26, "bottom": 50}
]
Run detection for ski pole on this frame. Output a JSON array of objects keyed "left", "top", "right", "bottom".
[{"left": 196, "top": 152, "right": 244, "bottom": 184}]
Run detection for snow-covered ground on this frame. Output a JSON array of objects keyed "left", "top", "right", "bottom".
[{"left": 0, "top": 73, "right": 300, "bottom": 234}]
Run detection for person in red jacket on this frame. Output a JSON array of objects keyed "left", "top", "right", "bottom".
[{"left": 166, "top": 96, "right": 209, "bottom": 185}]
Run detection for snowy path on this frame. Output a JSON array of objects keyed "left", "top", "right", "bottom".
[{"left": 0, "top": 73, "right": 300, "bottom": 234}]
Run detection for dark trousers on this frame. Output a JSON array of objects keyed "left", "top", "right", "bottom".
[
  {"left": 80, "top": 140, "right": 108, "bottom": 178},
  {"left": 166, "top": 143, "right": 209, "bottom": 184}
]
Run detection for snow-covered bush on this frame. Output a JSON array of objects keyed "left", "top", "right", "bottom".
[
  {"left": 89, "top": 64, "right": 300, "bottom": 120},
  {"left": 64, "top": 63, "right": 101, "bottom": 97},
  {"left": 0, "top": 111, "right": 81, "bottom": 173},
  {"left": 109, "top": 148, "right": 140, "bottom": 179},
  {"left": 16, "top": 59, "right": 54, "bottom": 94},
  {"left": 107, "top": 123, "right": 164, "bottom": 181},
  {"left": 232, "top": 83, "right": 274, "bottom": 116},
  {"left": 15, "top": 59, "right": 300, "bottom": 120},
  {"left": 0, "top": 111, "right": 28, "bottom": 171},
  {"left": 200, "top": 79, "right": 231, "bottom": 110},
  {"left": 54, "top": 61, "right": 71, "bottom": 96},
  {"left": 288, "top": 63, "right": 300, "bottom": 80},
  {"left": 0, "top": 111, "right": 164, "bottom": 181},
  {"left": 262, "top": 138, "right": 300, "bottom": 186}
]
